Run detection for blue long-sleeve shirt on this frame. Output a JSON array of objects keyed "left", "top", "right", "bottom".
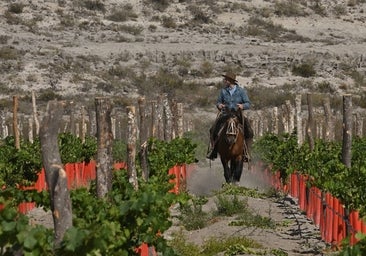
[{"left": 216, "top": 84, "right": 251, "bottom": 111}]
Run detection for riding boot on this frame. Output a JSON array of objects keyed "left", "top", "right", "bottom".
[
  {"left": 242, "top": 147, "right": 250, "bottom": 162},
  {"left": 206, "top": 146, "right": 217, "bottom": 160},
  {"left": 206, "top": 140, "right": 217, "bottom": 160}
]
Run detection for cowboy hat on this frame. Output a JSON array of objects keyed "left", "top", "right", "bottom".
[{"left": 222, "top": 72, "right": 237, "bottom": 83}]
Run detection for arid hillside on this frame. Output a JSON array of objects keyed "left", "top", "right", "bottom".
[{"left": 1, "top": 0, "right": 366, "bottom": 110}]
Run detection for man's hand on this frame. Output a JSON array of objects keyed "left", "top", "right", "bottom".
[
  {"left": 218, "top": 103, "right": 225, "bottom": 110},
  {"left": 237, "top": 103, "right": 244, "bottom": 110}
]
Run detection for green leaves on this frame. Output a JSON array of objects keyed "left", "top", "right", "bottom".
[
  {"left": 0, "top": 134, "right": 196, "bottom": 255},
  {"left": 0, "top": 203, "right": 54, "bottom": 255},
  {"left": 58, "top": 133, "right": 97, "bottom": 164},
  {"left": 252, "top": 132, "right": 299, "bottom": 183},
  {"left": 147, "top": 137, "right": 197, "bottom": 180}
]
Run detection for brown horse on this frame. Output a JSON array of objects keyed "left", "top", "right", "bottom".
[{"left": 216, "top": 109, "right": 251, "bottom": 184}]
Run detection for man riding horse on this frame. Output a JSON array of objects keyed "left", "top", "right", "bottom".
[{"left": 207, "top": 71, "right": 252, "bottom": 160}]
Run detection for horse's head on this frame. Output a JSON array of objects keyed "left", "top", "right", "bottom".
[{"left": 223, "top": 110, "right": 242, "bottom": 146}]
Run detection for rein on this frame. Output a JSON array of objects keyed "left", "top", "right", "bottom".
[{"left": 225, "top": 118, "right": 240, "bottom": 148}]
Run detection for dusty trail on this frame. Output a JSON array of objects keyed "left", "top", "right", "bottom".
[{"left": 179, "top": 160, "right": 332, "bottom": 256}]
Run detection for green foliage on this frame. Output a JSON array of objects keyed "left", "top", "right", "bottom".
[
  {"left": 0, "top": 133, "right": 96, "bottom": 190},
  {"left": 215, "top": 195, "right": 248, "bottom": 217},
  {"left": 0, "top": 136, "right": 42, "bottom": 187},
  {"left": 60, "top": 170, "right": 181, "bottom": 255},
  {"left": 252, "top": 132, "right": 299, "bottom": 183},
  {"left": 201, "top": 236, "right": 263, "bottom": 256},
  {"left": 178, "top": 196, "right": 211, "bottom": 231},
  {"left": 219, "top": 183, "right": 266, "bottom": 198},
  {"left": 113, "top": 139, "right": 127, "bottom": 162},
  {"left": 58, "top": 133, "right": 97, "bottom": 164},
  {"left": 338, "top": 233, "right": 366, "bottom": 256},
  {"left": 0, "top": 133, "right": 198, "bottom": 255},
  {"left": 147, "top": 137, "right": 197, "bottom": 179},
  {"left": 0, "top": 201, "right": 54, "bottom": 255},
  {"left": 252, "top": 134, "right": 366, "bottom": 217}
]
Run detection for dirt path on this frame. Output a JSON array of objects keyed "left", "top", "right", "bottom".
[
  {"left": 174, "top": 160, "right": 334, "bottom": 256},
  {"left": 27, "top": 160, "right": 335, "bottom": 255}
]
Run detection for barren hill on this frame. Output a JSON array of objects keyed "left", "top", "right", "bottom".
[{"left": 1, "top": 0, "right": 365, "bottom": 107}]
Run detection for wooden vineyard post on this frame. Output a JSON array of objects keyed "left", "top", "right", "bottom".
[
  {"left": 342, "top": 94, "right": 353, "bottom": 239},
  {"left": 354, "top": 112, "right": 363, "bottom": 138},
  {"left": 176, "top": 102, "right": 184, "bottom": 138},
  {"left": 163, "top": 94, "right": 173, "bottom": 141},
  {"left": 69, "top": 101, "right": 76, "bottom": 135},
  {"left": 306, "top": 93, "right": 315, "bottom": 151},
  {"left": 13, "top": 95, "right": 20, "bottom": 149},
  {"left": 157, "top": 96, "right": 164, "bottom": 140},
  {"left": 39, "top": 100, "right": 72, "bottom": 248},
  {"left": 138, "top": 97, "right": 149, "bottom": 181},
  {"left": 323, "top": 97, "right": 334, "bottom": 142},
  {"left": 150, "top": 100, "right": 157, "bottom": 138},
  {"left": 95, "top": 97, "right": 113, "bottom": 198},
  {"left": 32, "top": 90, "right": 40, "bottom": 136},
  {"left": 272, "top": 107, "right": 278, "bottom": 135},
  {"left": 342, "top": 95, "right": 352, "bottom": 168},
  {"left": 81, "top": 105, "right": 86, "bottom": 143},
  {"left": 296, "top": 95, "right": 303, "bottom": 145},
  {"left": 0, "top": 110, "right": 8, "bottom": 138},
  {"left": 127, "top": 106, "right": 138, "bottom": 190},
  {"left": 28, "top": 116, "right": 33, "bottom": 143}
]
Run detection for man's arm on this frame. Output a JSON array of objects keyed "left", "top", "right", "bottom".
[
  {"left": 240, "top": 88, "right": 251, "bottom": 110},
  {"left": 216, "top": 89, "right": 225, "bottom": 110}
]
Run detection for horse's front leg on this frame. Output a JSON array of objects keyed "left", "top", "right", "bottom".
[
  {"left": 221, "top": 157, "right": 232, "bottom": 183},
  {"left": 232, "top": 157, "right": 244, "bottom": 182}
]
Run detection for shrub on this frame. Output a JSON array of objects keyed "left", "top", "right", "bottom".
[
  {"left": 187, "top": 5, "right": 211, "bottom": 24},
  {"left": 0, "top": 46, "right": 21, "bottom": 60},
  {"left": 145, "top": 0, "right": 170, "bottom": 11},
  {"left": 200, "top": 60, "right": 213, "bottom": 77},
  {"left": 161, "top": 16, "right": 176, "bottom": 28},
  {"left": 81, "top": 0, "right": 105, "bottom": 12},
  {"left": 274, "top": 1, "right": 307, "bottom": 17},
  {"left": 8, "top": 3, "right": 24, "bottom": 14},
  {"left": 291, "top": 62, "right": 316, "bottom": 77},
  {"left": 107, "top": 4, "right": 138, "bottom": 22}
]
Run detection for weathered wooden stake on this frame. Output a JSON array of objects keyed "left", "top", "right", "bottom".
[
  {"left": 39, "top": 100, "right": 72, "bottom": 248},
  {"left": 151, "top": 100, "right": 157, "bottom": 138},
  {"left": 127, "top": 106, "right": 138, "bottom": 190},
  {"left": 163, "top": 94, "right": 172, "bottom": 141},
  {"left": 13, "top": 96, "right": 20, "bottom": 149},
  {"left": 157, "top": 96, "right": 164, "bottom": 140},
  {"left": 272, "top": 107, "right": 278, "bottom": 134},
  {"left": 138, "top": 97, "right": 149, "bottom": 181},
  {"left": 176, "top": 102, "right": 184, "bottom": 138},
  {"left": 28, "top": 117, "right": 33, "bottom": 143},
  {"left": 95, "top": 97, "right": 113, "bottom": 198},
  {"left": 32, "top": 90, "right": 40, "bottom": 136},
  {"left": 81, "top": 105, "right": 86, "bottom": 143},
  {"left": 295, "top": 95, "right": 303, "bottom": 145},
  {"left": 323, "top": 97, "right": 334, "bottom": 141},
  {"left": 342, "top": 95, "right": 352, "bottom": 168},
  {"left": 306, "top": 94, "right": 315, "bottom": 151}
]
